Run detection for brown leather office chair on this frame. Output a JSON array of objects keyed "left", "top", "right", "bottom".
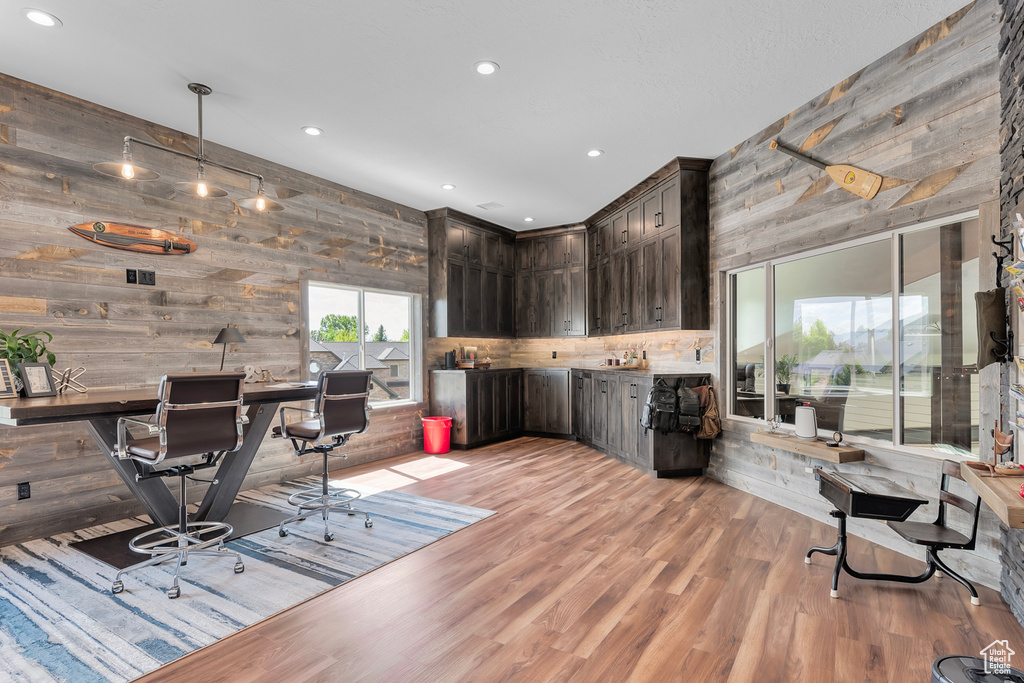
[
  {"left": 887, "top": 459, "right": 983, "bottom": 605},
  {"left": 273, "top": 370, "right": 372, "bottom": 541},
  {"left": 112, "top": 372, "right": 249, "bottom": 599}
]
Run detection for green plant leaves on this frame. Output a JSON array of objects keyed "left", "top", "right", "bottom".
[{"left": 0, "top": 328, "right": 56, "bottom": 378}]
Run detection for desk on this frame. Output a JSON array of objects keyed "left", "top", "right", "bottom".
[
  {"left": 806, "top": 469, "right": 928, "bottom": 598},
  {"left": 0, "top": 382, "right": 316, "bottom": 565}
]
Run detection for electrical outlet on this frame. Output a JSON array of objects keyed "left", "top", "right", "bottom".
[
  {"left": 138, "top": 270, "right": 156, "bottom": 286},
  {"left": 552, "top": 351, "right": 557, "bottom": 359},
  {"left": 17, "top": 482, "right": 30, "bottom": 500},
  {"left": 126, "top": 268, "right": 137, "bottom": 284}
]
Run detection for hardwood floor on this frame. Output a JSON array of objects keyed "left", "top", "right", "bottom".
[{"left": 137, "top": 437, "right": 1024, "bottom": 682}]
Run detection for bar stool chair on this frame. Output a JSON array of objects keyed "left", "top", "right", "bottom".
[
  {"left": 111, "top": 372, "right": 249, "bottom": 599},
  {"left": 273, "top": 370, "right": 372, "bottom": 541}
]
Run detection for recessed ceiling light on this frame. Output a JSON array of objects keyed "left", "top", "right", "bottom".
[
  {"left": 587, "top": 149, "right": 604, "bottom": 157},
  {"left": 301, "top": 126, "right": 323, "bottom": 136},
  {"left": 441, "top": 184, "right": 456, "bottom": 190},
  {"left": 475, "top": 61, "right": 499, "bottom": 75},
  {"left": 23, "top": 8, "right": 61, "bottom": 27},
  {"left": 524, "top": 217, "right": 534, "bottom": 222}
]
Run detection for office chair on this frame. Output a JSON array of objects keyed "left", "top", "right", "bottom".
[
  {"left": 111, "top": 372, "right": 249, "bottom": 599},
  {"left": 887, "top": 459, "right": 983, "bottom": 605},
  {"left": 273, "top": 370, "right": 372, "bottom": 542}
]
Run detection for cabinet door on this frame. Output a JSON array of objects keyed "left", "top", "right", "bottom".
[
  {"left": 517, "top": 272, "right": 536, "bottom": 337},
  {"left": 447, "top": 224, "right": 466, "bottom": 260},
  {"left": 465, "top": 265, "right": 483, "bottom": 335},
  {"left": 641, "top": 189, "right": 660, "bottom": 240},
  {"left": 611, "top": 211, "right": 627, "bottom": 253},
  {"left": 592, "top": 376, "right": 609, "bottom": 448},
  {"left": 658, "top": 176, "right": 681, "bottom": 232},
  {"left": 606, "top": 376, "right": 623, "bottom": 454},
  {"left": 619, "top": 379, "right": 639, "bottom": 462},
  {"left": 494, "top": 372, "right": 509, "bottom": 436},
  {"left": 499, "top": 236, "right": 515, "bottom": 272},
  {"left": 466, "top": 228, "right": 483, "bottom": 264},
  {"left": 587, "top": 263, "right": 601, "bottom": 336},
  {"left": 598, "top": 219, "right": 614, "bottom": 259},
  {"left": 635, "top": 379, "right": 655, "bottom": 468},
  {"left": 524, "top": 371, "right": 546, "bottom": 432},
  {"left": 534, "top": 270, "right": 555, "bottom": 337},
  {"left": 598, "top": 258, "right": 612, "bottom": 336},
  {"left": 567, "top": 265, "right": 586, "bottom": 337},
  {"left": 612, "top": 253, "right": 627, "bottom": 333},
  {"left": 626, "top": 247, "right": 643, "bottom": 333},
  {"left": 481, "top": 268, "right": 499, "bottom": 335},
  {"left": 498, "top": 271, "right": 515, "bottom": 336},
  {"left": 659, "top": 229, "right": 681, "bottom": 329},
  {"left": 625, "top": 203, "right": 642, "bottom": 249},
  {"left": 545, "top": 370, "right": 571, "bottom": 435},
  {"left": 587, "top": 225, "right": 600, "bottom": 263},
  {"left": 641, "top": 238, "right": 661, "bottom": 330},
  {"left": 465, "top": 375, "right": 482, "bottom": 444},
  {"left": 579, "top": 372, "right": 593, "bottom": 441},
  {"left": 478, "top": 372, "right": 495, "bottom": 441},
  {"left": 550, "top": 267, "right": 569, "bottom": 335},
  {"left": 567, "top": 232, "right": 585, "bottom": 267},
  {"left": 533, "top": 237, "right": 551, "bottom": 270},
  {"left": 482, "top": 232, "right": 500, "bottom": 268},
  {"left": 508, "top": 371, "right": 522, "bottom": 432},
  {"left": 447, "top": 259, "right": 466, "bottom": 336},
  {"left": 517, "top": 239, "right": 533, "bottom": 271}
]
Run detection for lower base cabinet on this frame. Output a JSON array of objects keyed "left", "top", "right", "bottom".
[
  {"left": 572, "top": 369, "right": 710, "bottom": 476},
  {"left": 523, "top": 369, "right": 572, "bottom": 436},
  {"left": 430, "top": 369, "right": 523, "bottom": 448}
]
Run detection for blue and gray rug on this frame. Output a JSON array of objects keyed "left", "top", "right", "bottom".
[{"left": 0, "top": 477, "right": 494, "bottom": 683}]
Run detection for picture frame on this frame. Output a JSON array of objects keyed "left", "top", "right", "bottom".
[
  {"left": 0, "top": 359, "right": 16, "bottom": 399},
  {"left": 17, "top": 362, "right": 57, "bottom": 398}
]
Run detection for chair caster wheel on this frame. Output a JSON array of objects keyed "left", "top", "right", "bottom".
[
  {"left": 234, "top": 562, "right": 245, "bottom": 574},
  {"left": 279, "top": 528, "right": 289, "bottom": 537},
  {"left": 324, "top": 533, "right": 334, "bottom": 542},
  {"left": 111, "top": 581, "right": 124, "bottom": 594},
  {"left": 167, "top": 587, "right": 180, "bottom": 599},
  {"left": 830, "top": 589, "right": 839, "bottom": 599},
  {"left": 971, "top": 596, "right": 981, "bottom": 606},
  {"left": 804, "top": 556, "right": 811, "bottom": 564},
  {"left": 365, "top": 519, "right": 373, "bottom": 529}
]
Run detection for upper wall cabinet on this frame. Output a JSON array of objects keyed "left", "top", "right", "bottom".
[
  {"left": 428, "top": 208, "right": 517, "bottom": 338},
  {"left": 516, "top": 230, "right": 586, "bottom": 338},
  {"left": 586, "top": 158, "right": 710, "bottom": 335}
]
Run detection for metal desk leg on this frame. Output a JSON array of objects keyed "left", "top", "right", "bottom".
[
  {"left": 805, "top": 509, "right": 847, "bottom": 598},
  {"left": 194, "top": 402, "right": 277, "bottom": 522},
  {"left": 87, "top": 418, "right": 180, "bottom": 527}
]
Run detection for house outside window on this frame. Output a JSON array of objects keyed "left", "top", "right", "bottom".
[
  {"left": 727, "top": 212, "right": 980, "bottom": 456},
  {"left": 307, "top": 282, "right": 418, "bottom": 406}
]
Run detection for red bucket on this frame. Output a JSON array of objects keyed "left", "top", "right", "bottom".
[{"left": 422, "top": 416, "right": 452, "bottom": 454}]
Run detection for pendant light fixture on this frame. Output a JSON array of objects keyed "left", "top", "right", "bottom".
[{"left": 94, "top": 83, "right": 283, "bottom": 212}]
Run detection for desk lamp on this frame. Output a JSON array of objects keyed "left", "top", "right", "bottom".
[{"left": 213, "top": 325, "right": 247, "bottom": 371}]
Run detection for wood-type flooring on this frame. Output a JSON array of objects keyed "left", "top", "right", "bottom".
[{"left": 136, "top": 437, "right": 1024, "bottom": 682}]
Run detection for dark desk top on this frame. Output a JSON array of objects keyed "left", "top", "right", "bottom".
[
  {"left": 0, "top": 382, "right": 318, "bottom": 427},
  {"left": 816, "top": 470, "right": 927, "bottom": 503}
]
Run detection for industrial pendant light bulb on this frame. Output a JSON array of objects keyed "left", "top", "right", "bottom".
[
  {"left": 256, "top": 195, "right": 266, "bottom": 211},
  {"left": 121, "top": 163, "right": 135, "bottom": 179},
  {"left": 196, "top": 181, "right": 208, "bottom": 197}
]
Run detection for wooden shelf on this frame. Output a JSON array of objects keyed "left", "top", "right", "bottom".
[
  {"left": 960, "top": 462, "right": 1024, "bottom": 528},
  {"left": 749, "top": 429, "right": 864, "bottom": 463}
]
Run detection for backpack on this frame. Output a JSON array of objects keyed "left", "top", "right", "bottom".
[
  {"left": 641, "top": 379, "right": 678, "bottom": 434},
  {"left": 676, "top": 385, "right": 702, "bottom": 433},
  {"left": 693, "top": 384, "right": 721, "bottom": 439}
]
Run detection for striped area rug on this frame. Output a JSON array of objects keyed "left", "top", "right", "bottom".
[{"left": 0, "top": 477, "right": 494, "bottom": 683}]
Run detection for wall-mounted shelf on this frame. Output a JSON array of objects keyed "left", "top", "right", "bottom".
[
  {"left": 960, "top": 462, "right": 1024, "bottom": 528},
  {"left": 749, "top": 429, "right": 864, "bottom": 463}
]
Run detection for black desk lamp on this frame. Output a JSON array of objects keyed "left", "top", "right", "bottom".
[{"left": 213, "top": 325, "right": 247, "bottom": 371}]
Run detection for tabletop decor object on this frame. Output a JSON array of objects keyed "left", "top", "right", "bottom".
[
  {"left": 213, "top": 325, "right": 247, "bottom": 371},
  {"left": 0, "top": 359, "right": 17, "bottom": 399},
  {"left": 17, "top": 362, "right": 57, "bottom": 397},
  {"left": 0, "top": 327, "right": 55, "bottom": 381},
  {"left": 54, "top": 366, "right": 88, "bottom": 394}
]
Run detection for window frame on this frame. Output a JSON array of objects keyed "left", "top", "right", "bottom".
[
  {"left": 304, "top": 279, "right": 422, "bottom": 409},
  {"left": 725, "top": 209, "right": 981, "bottom": 458}
]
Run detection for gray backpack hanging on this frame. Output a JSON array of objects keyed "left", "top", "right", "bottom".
[
  {"left": 676, "top": 385, "right": 702, "bottom": 433},
  {"left": 641, "top": 379, "right": 678, "bottom": 434}
]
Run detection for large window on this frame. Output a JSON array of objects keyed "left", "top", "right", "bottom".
[
  {"left": 729, "top": 213, "right": 980, "bottom": 456},
  {"left": 307, "top": 282, "right": 418, "bottom": 406}
]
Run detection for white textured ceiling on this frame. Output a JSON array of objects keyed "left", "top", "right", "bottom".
[{"left": 0, "top": 0, "right": 969, "bottom": 229}]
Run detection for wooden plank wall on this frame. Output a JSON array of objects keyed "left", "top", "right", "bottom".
[
  {"left": 707, "top": 0, "right": 1006, "bottom": 587},
  {"left": 0, "top": 72, "right": 429, "bottom": 545}
]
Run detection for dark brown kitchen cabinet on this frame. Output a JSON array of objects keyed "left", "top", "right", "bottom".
[
  {"left": 583, "top": 158, "right": 710, "bottom": 336},
  {"left": 523, "top": 369, "right": 571, "bottom": 436},
  {"left": 429, "top": 369, "right": 523, "bottom": 449},
  {"left": 515, "top": 230, "right": 587, "bottom": 338},
  {"left": 571, "top": 369, "right": 710, "bottom": 476},
  {"left": 428, "top": 208, "right": 517, "bottom": 338}
]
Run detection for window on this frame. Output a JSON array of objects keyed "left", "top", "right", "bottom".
[
  {"left": 728, "top": 213, "right": 980, "bottom": 456},
  {"left": 307, "top": 282, "right": 418, "bottom": 406}
]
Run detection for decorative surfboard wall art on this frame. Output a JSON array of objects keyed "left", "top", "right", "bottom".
[{"left": 68, "top": 222, "right": 197, "bottom": 254}]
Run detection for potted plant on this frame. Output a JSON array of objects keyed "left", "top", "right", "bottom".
[
  {"left": 775, "top": 354, "right": 796, "bottom": 394},
  {"left": 1, "top": 328, "right": 56, "bottom": 391}
]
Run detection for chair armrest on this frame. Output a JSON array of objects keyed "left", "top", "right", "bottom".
[
  {"left": 114, "top": 416, "right": 162, "bottom": 460},
  {"left": 278, "top": 406, "right": 318, "bottom": 438}
]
